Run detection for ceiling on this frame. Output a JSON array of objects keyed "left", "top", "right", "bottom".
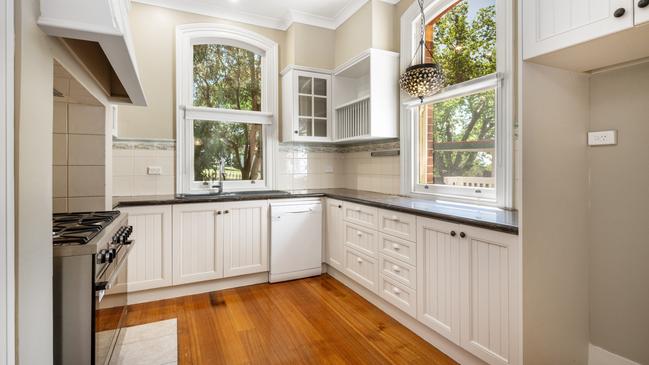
[{"left": 133, "top": 0, "right": 400, "bottom": 30}]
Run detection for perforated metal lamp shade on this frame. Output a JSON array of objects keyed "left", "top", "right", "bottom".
[{"left": 399, "top": 63, "right": 445, "bottom": 102}]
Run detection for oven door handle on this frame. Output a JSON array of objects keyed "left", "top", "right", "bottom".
[{"left": 95, "top": 243, "right": 134, "bottom": 293}]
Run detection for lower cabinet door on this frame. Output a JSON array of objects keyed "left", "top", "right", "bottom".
[
  {"left": 459, "top": 225, "right": 520, "bottom": 365},
  {"left": 172, "top": 203, "right": 223, "bottom": 285},
  {"left": 344, "top": 247, "right": 378, "bottom": 293},
  {"left": 119, "top": 205, "right": 173, "bottom": 292},
  {"left": 220, "top": 200, "right": 269, "bottom": 278},
  {"left": 379, "top": 274, "right": 416, "bottom": 317},
  {"left": 417, "top": 217, "right": 461, "bottom": 345},
  {"left": 325, "top": 199, "right": 345, "bottom": 271}
]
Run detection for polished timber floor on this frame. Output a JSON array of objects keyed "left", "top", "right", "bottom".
[{"left": 124, "top": 274, "right": 458, "bottom": 365}]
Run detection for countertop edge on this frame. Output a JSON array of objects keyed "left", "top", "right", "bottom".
[{"left": 113, "top": 191, "right": 518, "bottom": 235}]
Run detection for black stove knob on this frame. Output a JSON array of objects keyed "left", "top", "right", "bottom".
[
  {"left": 108, "top": 248, "right": 117, "bottom": 263},
  {"left": 97, "top": 249, "right": 108, "bottom": 263}
]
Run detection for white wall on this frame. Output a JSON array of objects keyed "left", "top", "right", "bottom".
[{"left": 1, "top": 0, "right": 14, "bottom": 362}]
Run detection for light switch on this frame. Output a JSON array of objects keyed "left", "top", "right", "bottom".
[
  {"left": 147, "top": 166, "right": 162, "bottom": 175},
  {"left": 588, "top": 130, "right": 617, "bottom": 146}
]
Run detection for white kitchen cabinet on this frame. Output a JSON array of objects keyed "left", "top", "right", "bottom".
[
  {"left": 220, "top": 200, "right": 269, "bottom": 278},
  {"left": 459, "top": 225, "right": 520, "bottom": 365},
  {"left": 344, "top": 247, "right": 379, "bottom": 293},
  {"left": 342, "top": 202, "right": 378, "bottom": 229},
  {"left": 118, "top": 205, "right": 173, "bottom": 292},
  {"left": 325, "top": 198, "right": 345, "bottom": 271},
  {"left": 637, "top": 0, "right": 649, "bottom": 25},
  {"left": 333, "top": 49, "right": 399, "bottom": 142},
  {"left": 417, "top": 216, "right": 521, "bottom": 365},
  {"left": 343, "top": 222, "right": 379, "bottom": 258},
  {"left": 523, "top": 0, "right": 634, "bottom": 60},
  {"left": 281, "top": 66, "right": 332, "bottom": 142},
  {"left": 172, "top": 203, "right": 223, "bottom": 285},
  {"left": 417, "top": 217, "right": 462, "bottom": 345}
]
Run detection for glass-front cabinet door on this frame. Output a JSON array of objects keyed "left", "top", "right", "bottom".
[{"left": 282, "top": 68, "right": 331, "bottom": 142}]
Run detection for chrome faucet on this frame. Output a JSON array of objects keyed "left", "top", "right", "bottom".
[{"left": 211, "top": 158, "right": 226, "bottom": 194}]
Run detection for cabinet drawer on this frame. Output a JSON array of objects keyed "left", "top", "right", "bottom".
[
  {"left": 378, "top": 209, "right": 416, "bottom": 241},
  {"left": 344, "top": 247, "right": 378, "bottom": 293},
  {"left": 343, "top": 222, "right": 378, "bottom": 257},
  {"left": 379, "top": 233, "right": 416, "bottom": 267},
  {"left": 343, "top": 202, "right": 378, "bottom": 229},
  {"left": 379, "top": 275, "right": 416, "bottom": 317},
  {"left": 379, "top": 254, "right": 416, "bottom": 289}
]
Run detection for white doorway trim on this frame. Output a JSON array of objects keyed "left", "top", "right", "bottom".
[{"left": 0, "top": 0, "right": 15, "bottom": 363}]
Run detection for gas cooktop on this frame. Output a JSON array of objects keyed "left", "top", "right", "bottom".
[{"left": 53, "top": 211, "right": 121, "bottom": 246}]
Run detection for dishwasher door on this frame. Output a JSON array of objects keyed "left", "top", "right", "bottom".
[{"left": 270, "top": 201, "right": 323, "bottom": 283}]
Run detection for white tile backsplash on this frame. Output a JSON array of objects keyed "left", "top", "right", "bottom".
[
  {"left": 53, "top": 102, "right": 68, "bottom": 134},
  {"left": 112, "top": 146, "right": 176, "bottom": 196},
  {"left": 111, "top": 142, "right": 401, "bottom": 197}
]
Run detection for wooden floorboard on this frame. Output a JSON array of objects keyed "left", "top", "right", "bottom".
[{"left": 124, "top": 274, "right": 458, "bottom": 365}]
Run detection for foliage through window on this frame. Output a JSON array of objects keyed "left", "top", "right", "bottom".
[
  {"left": 193, "top": 44, "right": 262, "bottom": 111},
  {"left": 190, "top": 44, "right": 265, "bottom": 185},
  {"left": 193, "top": 121, "right": 263, "bottom": 183},
  {"left": 413, "top": 0, "right": 502, "bottom": 201},
  {"left": 177, "top": 25, "right": 277, "bottom": 194}
]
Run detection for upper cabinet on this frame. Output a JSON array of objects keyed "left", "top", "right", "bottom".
[
  {"left": 281, "top": 67, "right": 332, "bottom": 142},
  {"left": 38, "top": 0, "right": 147, "bottom": 105},
  {"left": 333, "top": 49, "right": 399, "bottom": 142},
  {"left": 523, "top": 0, "right": 649, "bottom": 71},
  {"left": 281, "top": 49, "right": 399, "bottom": 144}
]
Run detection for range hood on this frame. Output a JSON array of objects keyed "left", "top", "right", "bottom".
[{"left": 38, "top": 0, "right": 147, "bottom": 106}]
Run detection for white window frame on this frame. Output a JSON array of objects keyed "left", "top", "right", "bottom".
[
  {"left": 175, "top": 24, "right": 278, "bottom": 193},
  {"left": 0, "top": 0, "right": 14, "bottom": 363},
  {"left": 400, "top": 0, "right": 514, "bottom": 208}
]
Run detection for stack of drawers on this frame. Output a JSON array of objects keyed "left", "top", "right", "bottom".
[{"left": 341, "top": 202, "right": 418, "bottom": 317}]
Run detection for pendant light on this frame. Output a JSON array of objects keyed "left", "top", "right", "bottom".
[{"left": 399, "top": 0, "right": 445, "bottom": 102}]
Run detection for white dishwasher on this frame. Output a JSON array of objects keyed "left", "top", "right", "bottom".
[{"left": 270, "top": 200, "right": 323, "bottom": 283}]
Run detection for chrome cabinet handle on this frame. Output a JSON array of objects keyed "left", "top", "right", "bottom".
[
  {"left": 392, "top": 244, "right": 400, "bottom": 250},
  {"left": 357, "top": 257, "right": 363, "bottom": 264},
  {"left": 392, "top": 265, "right": 400, "bottom": 272},
  {"left": 392, "top": 287, "right": 401, "bottom": 295},
  {"left": 356, "top": 231, "right": 363, "bottom": 237}
]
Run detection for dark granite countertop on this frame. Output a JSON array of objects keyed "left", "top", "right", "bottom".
[{"left": 113, "top": 189, "right": 518, "bottom": 234}]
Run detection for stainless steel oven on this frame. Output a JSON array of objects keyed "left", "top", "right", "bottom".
[{"left": 53, "top": 211, "right": 134, "bottom": 365}]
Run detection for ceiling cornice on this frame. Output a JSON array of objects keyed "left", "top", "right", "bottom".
[{"left": 132, "top": 0, "right": 399, "bottom": 31}]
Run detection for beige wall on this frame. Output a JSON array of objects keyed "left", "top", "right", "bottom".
[
  {"left": 521, "top": 62, "right": 590, "bottom": 365},
  {"left": 16, "top": 0, "right": 114, "bottom": 361},
  {"left": 588, "top": 62, "right": 649, "bottom": 365},
  {"left": 334, "top": 2, "right": 372, "bottom": 67},
  {"left": 285, "top": 23, "right": 335, "bottom": 70},
  {"left": 117, "top": 3, "right": 287, "bottom": 139},
  {"left": 334, "top": 0, "right": 397, "bottom": 68}
]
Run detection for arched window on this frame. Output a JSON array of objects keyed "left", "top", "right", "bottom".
[
  {"left": 400, "top": 0, "right": 513, "bottom": 207},
  {"left": 176, "top": 24, "right": 278, "bottom": 193}
]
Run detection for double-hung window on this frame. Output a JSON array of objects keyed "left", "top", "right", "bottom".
[
  {"left": 401, "top": 0, "right": 513, "bottom": 207},
  {"left": 176, "top": 24, "right": 278, "bottom": 193}
]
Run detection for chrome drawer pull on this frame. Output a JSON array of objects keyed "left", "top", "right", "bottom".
[
  {"left": 392, "top": 287, "right": 401, "bottom": 295},
  {"left": 357, "top": 257, "right": 363, "bottom": 264},
  {"left": 392, "top": 244, "right": 400, "bottom": 250},
  {"left": 392, "top": 265, "right": 400, "bottom": 272}
]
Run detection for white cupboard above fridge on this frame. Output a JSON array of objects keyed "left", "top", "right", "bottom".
[
  {"left": 38, "top": 0, "right": 147, "bottom": 105},
  {"left": 523, "top": 0, "right": 649, "bottom": 72}
]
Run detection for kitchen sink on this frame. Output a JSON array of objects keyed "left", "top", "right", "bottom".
[{"left": 177, "top": 190, "right": 291, "bottom": 199}]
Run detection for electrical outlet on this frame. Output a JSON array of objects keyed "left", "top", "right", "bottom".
[
  {"left": 588, "top": 130, "right": 617, "bottom": 146},
  {"left": 147, "top": 166, "right": 162, "bottom": 175}
]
